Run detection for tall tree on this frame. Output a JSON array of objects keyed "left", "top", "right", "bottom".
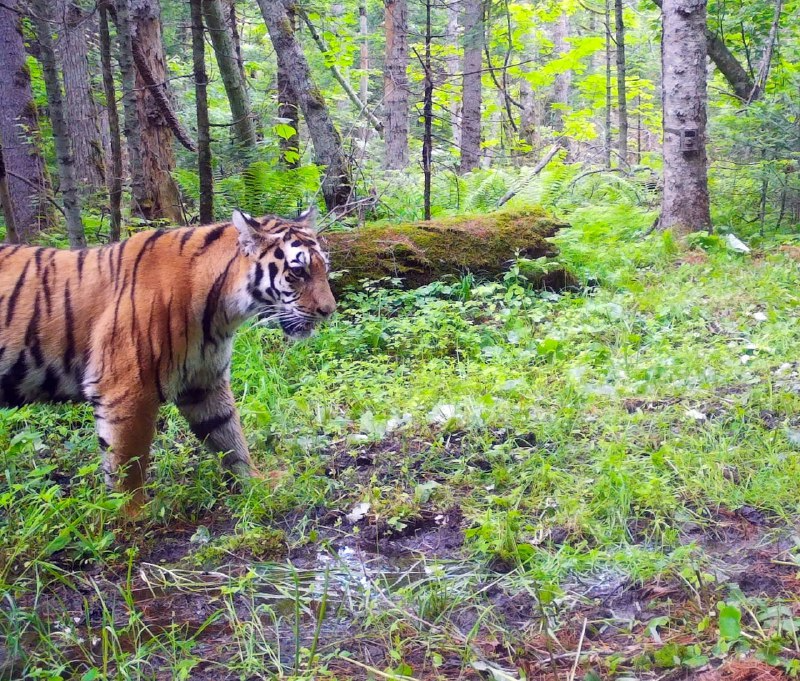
[
  {"left": 0, "top": 144, "right": 18, "bottom": 243},
  {"left": 660, "top": 0, "right": 711, "bottom": 235},
  {"left": 30, "top": 0, "right": 86, "bottom": 248},
  {"left": 203, "top": 0, "right": 258, "bottom": 148},
  {"left": 191, "top": 0, "right": 213, "bottom": 224},
  {"left": 0, "top": 0, "right": 51, "bottom": 241},
  {"left": 56, "top": 0, "right": 106, "bottom": 190},
  {"left": 359, "top": 0, "right": 370, "bottom": 141},
  {"left": 256, "top": 0, "right": 352, "bottom": 211},
  {"left": 460, "top": 0, "right": 484, "bottom": 173},
  {"left": 130, "top": 0, "right": 186, "bottom": 224},
  {"left": 99, "top": 2, "right": 123, "bottom": 241},
  {"left": 277, "top": 6, "right": 300, "bottom": 168},
  {"left": 603, "top": 0, "right": 612, "bottom": 167},
  {"left": 445, "top": 3, "right": 462, "bottom": 154},
  {"left": 614, "top": 0, "right": 628, "bottom": 163},
  {"left": 551, "top": 11, "right": 571, "bottom": 132},
  {"left": 383, "top": 0, "right": 409, "bottom": 168}
]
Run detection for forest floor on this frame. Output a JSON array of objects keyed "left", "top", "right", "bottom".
[{"left": 3, "top": 204, "right": 800, "bottom": 680}]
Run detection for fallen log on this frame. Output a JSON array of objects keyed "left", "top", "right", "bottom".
[{"left": 321, "top": 207, "right": 574, "bottom": 294}]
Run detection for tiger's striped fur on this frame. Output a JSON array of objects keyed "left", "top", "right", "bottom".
[{"left": 0, "top": 209, "right": 335, "bottom": 516}]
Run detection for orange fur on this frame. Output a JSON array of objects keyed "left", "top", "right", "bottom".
[{"left": 0, "top": 211, "right": 335, "bottom": 516}]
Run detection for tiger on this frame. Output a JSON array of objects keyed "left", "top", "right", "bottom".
[{"left": 0, "top": 208, "right": 335, "bottom": 517}]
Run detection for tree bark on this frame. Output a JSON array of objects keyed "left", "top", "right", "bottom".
[
  {"left": 359, "top": 0, "right": 369, "bottom": 142},
  {"left": 256, "top": 0, "right": 352, "bottom": 211},
  {"left": 203, "top": 0, "right": 258, "bottom": 148},
  {"left": 99, "top": 3, "right": 123, "bottom": 241},
  {"left": 604, "top": 0, "right": 612, "bottom": 167},
  {"left": 383, "top": 0, "right": 409, "bottom": 168},
  {"left": 30, "top": 0, "right": 86, "bottom": 248},
  {"left": 422, "top": 0, "right": 433, "bottom": 219},
  {"left": 660, "top": 0, "right": 711, "bottom": 235},
  {"left": 614, "top": 0, "right": 628, "bottom": 164},
  {"left": 130, "top": 0, "right": 185, "bottom": 224},
  {"left": 0, "top": 144, "right": 19, "bottom": 243},
  {"left": 446, "top": 2, "right": 462, "bottom": 153},
  {"left": 551, "top": 11, "right": 571, "bottom": 133},
  {"left": 56, "top": 0, "right": 106, "bottom": 191},
  {"left": 191, "top": 0, "right": 213, "bottom": 224},
  {"left": 460, "top": 0, "right": 483, "bottom": 173},
  {"left": 115, "top": 0, "right": 147, "bottom": 220},
  {"left": 0, "top": 0, "right": 51, "bottom": 241},
  {"left": 224, "top": 0, "right": 246, "bottom": 83}
]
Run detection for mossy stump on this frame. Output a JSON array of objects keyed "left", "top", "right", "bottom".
[{"left": 321, "top": 207, "right": 571, "bottom": 294}]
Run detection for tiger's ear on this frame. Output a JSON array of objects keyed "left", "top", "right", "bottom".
[
  {"left": 296, "top": 206, "right": 318, "bottom": 232},
  {"left": 232, "top": 209, "right": 261, "bottom": 254}
]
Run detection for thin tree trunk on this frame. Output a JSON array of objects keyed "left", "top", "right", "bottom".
[
  {"left": 446, "top": 2, "right": 462, "bottom": 153},
  {"left": 203, "top": 0, "right": 257, "bottom": 148},
  {"left": 300, "top": 10, "right": 383, "bottom": 134},
  {"left": 56, "top": 0, "right": 106, "bottom": 191},
  {"left": 604, "top": 0, "right": 612, "bottom": 168},
  {"left": 191, "top": 0, "right": 213, "bottom": 224},
  {"left": 31, "top": 0, "right": 86, "bottom": 248},
  {"left": 359, "top": 0, "right": 370, "bottom": 143},
  {"left": 422, "top": 0, "right": 433, "bottom": 220},
  {"left": 276, "top": 4, "right": 300, "bottom": 168},
  {"left": 383, "top": 0, "right": 409, "bottom": 168},
  {"left": 131, "top": 0, "right": 187, "bottom": 224},
  {"left": 0, "top": 0, "right": 51, "bottom": 241},
  {"left": 551, "top": 11, "right": 571, "bottom": 132},
  {"left": 660, "top": 0, "right": 711, "bottom": 235},
  {"left": 224, "top": 0, "right": 246, "bottom": 83},
  {"left": 114, "top": 0, "right": 147, "bottom": 220},
  {"left": 0, "top": 144, "right": 19, "bottom": 243},
  {"left": 614, "top": 0, "right": 628, "bottom": 164},
  {"left": 748, "top": 0, "right": 783, "bottom": 103},
  {"left": 460, "top": 0, "right": 484, "bottom": 173},
  {"left": 99, "top": 3, "right": 123, "bottom": 241},
  {"left": 257, "top": 0, "right": 352, "bottom": 211}
]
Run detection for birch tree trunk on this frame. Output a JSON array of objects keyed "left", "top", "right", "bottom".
[
  {"left": 614, "top": 0, "right": 628, "bottom": 164},
  {"left": 383, "top": 0, "right": 409, "bottom": 169},
  {"left": 56, "top": 0, "right": 106, "bottom": 191},
  {"left": 130, "top": 0, "right": 184, "bottom": 224},
  {"left": 203, "top": 0, "right": 258, "bottom": 148},
  {"left": 30, "top": 0, "right": 86, "bottom": 248},
  {"left": 0, "top": 0, "right": 51, "bottom": 241},
  {"left": 257, "top": 0, "right": 352, "bottom": 211},
  {"left": 460, "top": 0, "right": 484, "bottom": 173},
  {"left": 99, "top": 3, "right": 123, "bottom": 241},
  {"left": 660, "top": 0, "right": 711, "bottom": 235}
]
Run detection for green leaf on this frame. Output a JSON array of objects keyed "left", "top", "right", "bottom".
[
  {"left": 44, "top": 529, "right": 72, "bottom": 556},
  {"left": 719, "top": 604, "right": 742, "bottom": 640}
]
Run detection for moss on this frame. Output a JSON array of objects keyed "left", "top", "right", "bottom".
[
  {"left": 191, "top": 527, "right": 286, "bottom": 566},
  {"left": 324, "top": 207, "right": 569, "bottom": 293}
]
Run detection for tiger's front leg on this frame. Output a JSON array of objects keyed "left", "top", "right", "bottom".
[{"left": 175, "top": 381, "right": 260, "bottom": 479}]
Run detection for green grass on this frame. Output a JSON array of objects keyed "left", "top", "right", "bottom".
[{"left": 3, "top": 201, "right": 800, "bottom": 679}]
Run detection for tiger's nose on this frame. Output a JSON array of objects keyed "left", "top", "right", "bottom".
[{"left": 317, "top": 302, "right": 336, "bottom": 318}]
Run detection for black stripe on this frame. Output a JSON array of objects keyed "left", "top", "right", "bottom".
[
  {"left": 41, "top": 366, "right": 59, "bottom": 398},
  {"left": 190, "top": 411, "right": 234, "bottom": 440},
  {"left": 201, "top": 254, "right": 238, "bottom": 348},
  {"left": 97, "top": 436, "right": 109, "bottom": 449},
  {"left": 178, "top": 228, "right": 196, "bottom": 254},
  {"left": 1, "top": 351, "right": 27, "bottom": 406},
  {"left": 34, "top": 248, "right": 44, "bottom": 275},
  {"left": 128, "top": 230, "right": 166, "bottom": 331},
  {"left": 253, "top": 262, "right": 264, "bottom": 288},
  {"left": 114, "top": 239, "right": 129, "bottom": 289},
  {"left": 175, "top": 386, "right": 208, "bottom": 406},
  {"left": 5, "top": 259, "right": 31, "bottom": 326},
  {"left": 0, "top": 245, "right": 23, "bottom": 267},
  {"left": 41, "top": 266, "right": 52, "bottom": 316},
  {"left": 268, "top": 262, "right": 279, "bottom": 288},
  {"left": 196, "top": 225, "right": 227, "bottom": 255},
  {"left": 63, "top": 284, "right": 75, "bottom": 371},
  {"left": 77, "top": 250, "right": 87, "bottom": 280}
]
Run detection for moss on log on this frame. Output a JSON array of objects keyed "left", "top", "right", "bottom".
[{"left": 322, "top": 207, "right": 571, "bottom": 293}]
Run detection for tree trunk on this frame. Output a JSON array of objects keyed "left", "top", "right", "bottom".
[
  {"left": 130, "top": 0, "right": 184, "bottom": 224},
  {"left": 56, "top": 0, "right": 106, "bottom": 191},
  {"left": 0, "top": 144, "right": 19, "bottom": 243},
  {"left": 276, "top": 8, "right": 300, "bottom": 169},
  {"left": 203, "top": 0, "right": 257, "bottom": 148},
  {"left": 99, "top": 3, "right": 123, "bottom": 241},
  {"left": 614, "top": 0, "right": 628, "bottom": 164},
  {"left": 383, "top": 0, "right": 409, "bottom": 169},
  {"left": 460, "top": 0, "right": 483, "bottom": 173},
  {"left": 446, "top": 3, "right": 462, "bottom": 153},
  {"left": 30, "top": 0, "right": 86, "bottom": 248},
  {"left": 224, "top": 0, "right": 246, "bottom": 83},
  {"left": 191, "top": 0, "right": 213, "bottom": 224},
  {"left": 422, "top": 0, "right": 433, "bottom": 220},
  {"left": 660, "top": 0, "right": 711, "bottom": 235},
  {"left": 256, "top": 0, "right": 352, "bottom": 211},
  {"left": 551, "top": 11, "right": 571, "bottom": 133},
  {"left": 359, "top": 1, "right": 370, "bottom": 143},
  {"left": 322, "top": 208, "right": 568, "bottom": 295},
  {"left": 0, "top": 0, "right": 51, "bottom": 241},
  {"left": 604, "top": 0, "right": 612, "bottom": 168},
  {"left": 115, "top": 0, "right": 147, "bottom": 220}
]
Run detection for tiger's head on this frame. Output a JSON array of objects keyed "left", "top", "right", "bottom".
[{"left": 232, "top": 208, "right": 336, "bottom": 339}]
